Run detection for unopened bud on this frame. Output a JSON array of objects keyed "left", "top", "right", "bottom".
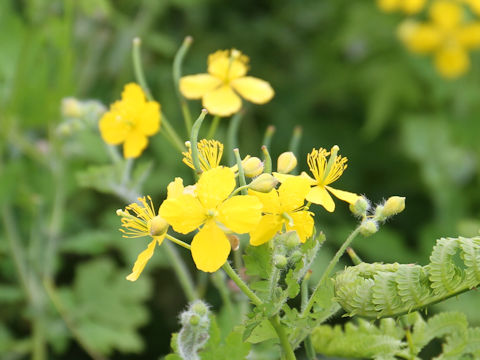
[
  {"left": 192, "top": 301, "right": 208, "bottom": 316},
  {"left": 359, "top": 219, "right": 378, "bottom": 237},
  {"left": 381, "top": 196, "right": 406, "bottom": 219},
  {"left": 290, "top": 250, "right": 303, "bottom": 263},
  {"left": 148, "top": 215, "right": 169, "bottom": 236},
  {"left": 189, "top": 314, "right": 200, "bottom": 326},
  {"left": 349, "top": 196, "right": 370, "bottom": 217},
  {"left": 274, "top": 254, "right": 288, "bottom": 269},
  {"left": 227, "top": 234, "right": 240, "bottom": 251},
  {"left": 249, "top": 173, "right": 278, "bottom": 193},
  {"left": 285, "top": 231, "right": 300, "bottom": 249},
  {"left": 277, "top": 152, "right": 297, "bottom": 174},
  {"left": 61, "top": 97, "right": 83, "bottom": 118},
  {"left": 242, "top": 157, "right": 264, "bottom": 178}
]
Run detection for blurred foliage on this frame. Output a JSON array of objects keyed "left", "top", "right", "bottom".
[{"left": 2, "top": 0, "right": 480, "bottom": 358}]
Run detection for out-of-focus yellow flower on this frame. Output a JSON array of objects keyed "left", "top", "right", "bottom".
[
  {"left": 117, "top": 196, "right": 168, "bottom": 281},
  {"left": 183, "top": 139, "right": 224, "bottom": 171},
  {"left": 180, "top": 49, "right": 274, "bottom": 116},
  {"left": 249, "top": 176, "right": 314, "bottom": 246},
  {"left": 398, "top": 0, "right": 480, "bottom": 78},
  {"left": 99, "top": 83, "right": 160, "bottom": 158},
  {"left": 377, "top": 0, "right": 427, "bottom": 14},
  {"left": 160, "top": 167, "right": 262, "bottom": 272}
]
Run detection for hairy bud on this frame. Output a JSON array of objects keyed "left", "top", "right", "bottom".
[
  {"left": 177, "top": 300, "right": 211, "bottom": 360},
  {"left": 359, "top": 219, "right": 379, "bottom": 237}
]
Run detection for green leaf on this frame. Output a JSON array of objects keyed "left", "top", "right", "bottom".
[
  {"left": 58, "top": 258, "right": 151, "bottom": 355},
  {"left": 285, "top": 270, "right": 300, "bottom": 298},
  {"left": 244, "top": 319, "right": 277, "bottom": 344},
  {"left": 201, "top": 327, "right": 251, "bottom": 360},
  {"left": 76, "top": 163, "right": 123, "bottom": 194},
  {"left": 243, "top": 243, "right": 272, "bottom": 280}
]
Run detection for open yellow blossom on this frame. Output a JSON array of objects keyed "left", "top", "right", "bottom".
[
  {"left": 183, "top": 139, "right": 224, "bottom": 171},
  {"left": 99, "top": 83, "right": 160, "bottom": 158},
  {"left": 249, "top": 176, "right": 314, "bottom": 246},
  {"left": 160, "top": 167, "right": 262, "bottom": 272},
  {"left": 275, "top": 146, "right": 359, "bottom": 212},
  {"left": 117, "top": 196, "right": 168, "bottom": 281},
  {"left": 377, "top": 0, "right": 426, "bottom": 14},
  {"left": 179, "top": 49, "right": 274, "bottom": 116},
  {"left": 398, "top": 1, "right": 480, "bottom": 78}
]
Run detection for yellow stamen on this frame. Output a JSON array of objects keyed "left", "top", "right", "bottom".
[{"left": 182, "top": 139, "right": 224, "bottom": 171}]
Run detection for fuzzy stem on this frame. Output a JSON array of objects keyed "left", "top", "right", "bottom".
[
  {"left": 222, "top": 262, "right": 262, "bottom": 306},
  {"left": 301, "top": 227, "right": 362, "bottom": 317},
  {"left": 269, "top": 315, "right": 297, "bottom": 360},
  {"left": 173, "top": 36, "right": 193, "bottom": 134},
  {"left": 233, "top": 149, "right": 248, "bottom": 195},
  {"left": 301, "top": 276, "right": 316, "bottom": 360},
  {"left": 121, "top": 158, "right": 134, "bottom": 187}
]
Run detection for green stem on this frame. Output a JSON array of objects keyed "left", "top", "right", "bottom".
[
  {"left": 301, "top": 227, "right": 362, "bottom": 317},
  {"left": 32, "top": 317, "right": 46, "bottom": 360},
  {"left": 269, "top": 315, "right": 297, "bottom": 360},
  {"left": 106, "top": 144, "right": 121, "bottom": 164},
  {"left": 163, "top": 241, "right": 197, "bottom": 302},
  {"left": 222, "top": 262, "right": 296, "bottom": 359},
  {"left": 226, "top": 111, "right": 244, "bottom": 166},
  {"left": 173, "top": 36, "right": 193, "bottom": 134},
  {"left": 233, "top": 149, "right": 248, "bottom": 195},
  {"left": 230, "top": 185, "right": 250, "bottom": 197},
  {"left": 44, "top": 279, "right": 108, "bottom": 360},
  {"left": 301, "top": 276, "right": 316, "bottom": 360},
  {"left": 346, "top": 247, "right": 363, "bottom": 265},
  {"left": 121, "top": 158, "right": 134, "bottom": 187},
  {"left": 190, "top": 109, "right": 208, "bottom": 174},
  {"left": 132, "top": 37, "right": 185, "bottom": 153},
  {"left": 288, "top": 126, "right": 302, "bottom": 175},
  {"left": 207, "top": 115, "right": 221, "bottom": 139},
  {"left": 222, "top": 262, "right": 262, "bottom": 306},
  {"left": 166, "top": 234, "right": 191, "bottom": 250},
  {"left": 262, "top": 145, "right": 272, "bottom": 174},
  {"left": 262, "top": 125, "right": 276, "bottom": 150}
]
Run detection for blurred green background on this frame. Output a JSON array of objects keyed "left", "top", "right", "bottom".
[{"left": 2, "top": 0, "right": 480, "bottom": 359}]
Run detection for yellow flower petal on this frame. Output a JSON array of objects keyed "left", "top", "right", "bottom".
[
  {"left": 231, "top": 76, "right": 274, "bottom": 104},
  {"left": 208, "top": 50, "right": 248, "bottom": 81},
  {"left": 217, "top": 195, "right": 262, "bottom": 233},
  {"left": 167, "top": 178, "right": 185, "bottom": 200},
  {"left": 430, "top": 0, "right": 463, "bottom": 30},
  {"left": 179, "top": 74, "right": 222, "bottom": 99},
  {"left": 286, "top": 211, "right": 314, "bottom": 243},
  {"left": 160, "top": 194, "right": 206, "bottom": 234},
  {"left": 403, "top": 0, "right": 426, "bottom": 14},
  {"left": 137, "top": 101, "right": 161, "bottom": 136},
  {"left": 306, "top": 186, "right": 335, "bottom": 212},
  {"left": 126, "top": 239, "right": 157, "bottom": 281},
  {"left": 99, "top": 110, "right": 130, "bottom": 145},
  {"left": 398, "top": 21, "right": 441, "bottom": 54},
  {"left": 249, "top": 214, "right": 283, "bottom": 246},
  {"left": 123, "top": 131, "right": 148, "bottom": 158},
  {"left": 434, "top": 46, "right": 470, "bottom": 78},
  {"left": 326, "top": 186, "right": 359, "bottom": 205},
  {"left": 248, "top": 188, "right": 281, "bottom": 214},
  {"left": 191, "top": 221, "right": 231, "bottom": 272},
  {"left": 458, "top": 23, "right": 480, "bottom": 49},
  {"left": 278, "top": 176, "right": 311, "bottom": 212},
  {"left": 377, "top": 0, "right": 399, "bottom": 12},
  {"left": 122, "top": 83, "right": 146, "bottom": 105},
  {"left": 196, "top": 167, "right": 236, "bottom": 210},
  {"left": 273, "top": 172, "right": 316, "bottom": 185},
  {"left": 202, "top": 85, "right": 242, "bottom": 117}
]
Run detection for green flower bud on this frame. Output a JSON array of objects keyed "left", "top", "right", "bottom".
[
  {"left": 242, "top": 157, "right": 264, "bottom": 178},
  {"left": 349, "top": 196, "right": 370, "bottom": 217},
  {"left": 192, "top": 301, "right": 208, "bottom": 316},
  {"left": 290, "top": 250, "right": 303, "bottom": 263},
  {"left": 249, "top": 173, "right": 278, "bottom": 193},
  {"left": 285, "top": 231, "right": 300, "bottom": 250},
  {"left": 148, "top": 215, "right": 169, "bottom": 237},
  {"left": 61, "top": 97, "right": 84, "bottom": 118},
  {"left": 359, "top": 219, "right": 378, "bottom": 237},
  {"left": 189, "top": 314, "right": 200, "bottom": 326},
  {"left": 277, "top": 152, "right": 297, "bottom": 174},
  {"left": 274, "top": 254, "right": 288, "bottom": 269}
]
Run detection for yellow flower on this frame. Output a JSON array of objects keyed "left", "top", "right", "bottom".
[
  {"left": 398, "top": 0, "right": 480, "bottom": 78},
  {"left": 275, "top": 146, "right": 358, "bottom": 212},
  {"left": 117, "top": 196, "right": 168, "bottom": 281},
  {"left": 182, "top": 139, "right": 224, "bottom": 171},
  {"left": 377, "top": 0, "right": 426, "bottom": 14},
  {"left": 99, "top": 83, "right": 160, "bottom": 158},
  {"left": 179, "top": 49, "right": 274, "bottom": 116},
  {"left": 249, "top": 176, "right": 314, "bottom": 246},
  {"left": 160, "top": 167, "right": 263, "bottom": 272}
]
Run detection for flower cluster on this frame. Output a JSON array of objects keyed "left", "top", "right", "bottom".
[
  {"left": 376, "top": 0, "right": 480, "bottom": 78},
  {"left": 116, "top": 138, "right": 359, "bottom": 279}
]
